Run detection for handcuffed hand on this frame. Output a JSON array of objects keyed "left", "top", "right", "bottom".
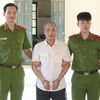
[
  {"left": 52, "top": 80, "right": 60, "bottom": 90},
  {"left": 42, "top": 80, "right": 50, "bottom": 90}
]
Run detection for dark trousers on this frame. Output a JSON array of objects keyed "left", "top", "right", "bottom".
[{"left": 36, "top": 87, "right": 67, "bottom": 100}]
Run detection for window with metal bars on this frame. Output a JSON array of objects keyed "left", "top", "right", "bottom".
[{"left": 32, "top": 2, "right": 37, "bottom": 35}]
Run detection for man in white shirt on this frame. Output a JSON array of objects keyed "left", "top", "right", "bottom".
[{"left": 32, "top": 22, "right": 70, "bottom": 100}]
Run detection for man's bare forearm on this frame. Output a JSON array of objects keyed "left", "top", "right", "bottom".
[
  {"left": 32, "top": 61, "right": 45, "bottom": 82},
  {"left": 57, "top": 62, "right": 70, "bottom": 81}
]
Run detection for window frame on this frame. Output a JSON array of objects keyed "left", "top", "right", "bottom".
[{"left": 32, "top": 2, "right": 37, "bottom": 36}]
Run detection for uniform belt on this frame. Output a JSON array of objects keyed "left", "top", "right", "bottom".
[
  {"left": 0, "top": 64, "right": 21, "bottom": 69},
  {"left": 75, "top": 69, "right": 98, "bottom": 75}
]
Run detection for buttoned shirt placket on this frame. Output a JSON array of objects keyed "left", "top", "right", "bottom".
[{"left": 48, "top": 45, "right": 53, "bottom": 90}]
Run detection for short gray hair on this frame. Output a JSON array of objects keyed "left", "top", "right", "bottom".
[{"left": 43, "top": 22, "right": 57, "bottom": 30}]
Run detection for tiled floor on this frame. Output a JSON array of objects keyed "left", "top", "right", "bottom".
[{"left": 7, "top": 66, "right": 73, "bottom": 100}]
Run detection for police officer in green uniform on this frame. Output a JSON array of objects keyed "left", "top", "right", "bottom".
[
  {"left": 0, "top": 3, "right": 32, "bottom": 100},
  {"left": 68, "top": 12, "right": 100, "bottom": 100}
]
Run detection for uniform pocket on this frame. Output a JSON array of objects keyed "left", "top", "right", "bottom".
[
  {"left": 18, "top": 39, "right": 24, "bottom": 44},
  {"left": 0, "top": 40, "right": 9, "bottom": 50},
  {"left": 17, "top": 38, "right": 24, "bottom": 51},
  {"left": 17, "top": 67, "right": 25, "bottom": 79},
  {"left": 17, "top": 33, "right": 24, "bottom": 46},
  {"left": 87, "top": 50, "right": 98, "bottom": 60},
  {"left": 20, "top": 67, "right": 25, "bottom": 78},
  {"left": 71, "top": 72, "right": 83, "bottom": 84},
  {"left": 96, "top": 72, "right": 100, "bottom": 85},
  {"left": 0, "top": 67, "right": 5, "bottom": 79}
]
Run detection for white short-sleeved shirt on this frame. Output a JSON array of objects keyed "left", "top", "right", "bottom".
[{"left": 32, "top": 40, "right": 71, "bottom": 91}]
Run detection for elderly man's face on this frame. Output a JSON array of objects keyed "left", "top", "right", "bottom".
[{"left": 44, "top": 23, "right": 57, "bottom": 41}]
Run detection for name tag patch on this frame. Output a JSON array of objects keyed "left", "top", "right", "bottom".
[{"left": 0, "top": 38, "right": 7, "bottom": 40}]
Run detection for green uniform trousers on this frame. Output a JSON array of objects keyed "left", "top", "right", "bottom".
[
  {"left": 0, "top": 66, "right": 24, "bottom": 100},
  {"left": 71, "top": 72, "right": 100, "bottom": 100}
]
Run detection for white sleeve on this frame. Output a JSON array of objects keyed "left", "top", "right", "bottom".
[
  {"left": 63, "top": 44, "right": 71, "bottom": 62},
  {"left": 32, "top": 44, "right": 40, "bottom": 61}
]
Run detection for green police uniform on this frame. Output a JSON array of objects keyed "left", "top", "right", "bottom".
[
  {"left": 0, "top": 23, "right": 31, "bottom": 100},
  {"left": 68, "top": 32, "right": 100, "bottom": 100}
]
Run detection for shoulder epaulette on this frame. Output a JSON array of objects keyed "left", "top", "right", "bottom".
[
  {"left": 93, "top": 34, "right": 100, "bottom": 40},
  {"left": 19, "top": 25, "right": 27, "bottom": 30},
  {"left": 68, "top": 34, "right": 78, "bottom": 38}
]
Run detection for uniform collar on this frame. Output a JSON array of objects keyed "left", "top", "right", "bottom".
[
  {"left": 3, "top": 23, "right": 9, "bottom": 30},
  {"left": 77, "top": 32, "right": 94, "bottom": 40},
  {"left": 3, "top": 22, "right": 20, "bottom": 31}
]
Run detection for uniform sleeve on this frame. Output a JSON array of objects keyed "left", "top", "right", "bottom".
[
  {"left": 32, "top": 44, "right": 40, "bottom": 61},
  {"left": 68, "top": 39, "right": 73, "bottom": 55},
  {"left": 62, "top": 43, "right": 71, "bottom": 62},
  {"left": 97, "top": 40, "right": 100, "bottom": 59},
  {"left": 23, "top": 30, "right": 31, "bottom": 49}
]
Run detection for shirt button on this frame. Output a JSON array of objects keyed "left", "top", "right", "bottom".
[
  {"left": 13, "top": 42, "right": 14, "bottom": 43},
  {"left": 84, "top": 41, "right": 86, "bottom": 43},
  {"left": 93, "top": 51, "right": 95, "bottom": 53},
  {"left": 13, "top": 51, "right": 15, "bottom": 52},
  {"left": 13, "top": 59, "right": 15, "bottom": 61},
  {"left": 84, "top": 56, "right": 86, "bottom": 58},
  {"left": 84, "top": 48, "right": 86, "bottom": 50}
]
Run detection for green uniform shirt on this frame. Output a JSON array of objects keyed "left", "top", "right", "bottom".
[
  {"left": 68, "top": 32, "right": 100, "bottom": 71},
  {"left": 0, "top": 23, "right": 31, "bottom": 65}
]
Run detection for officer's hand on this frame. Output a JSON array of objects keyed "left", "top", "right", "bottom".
[
  {"left": 52, "top": 80, "right": 60, "bottom": 90},
  {"left": 42, "top": 80, "right": 50, "bottom": 90},
  {"left": 62, "top": 59, "right": 69, "bottom": 68},
  {"left": 98, "top": 59, "right": 100, "bottom": 64}
]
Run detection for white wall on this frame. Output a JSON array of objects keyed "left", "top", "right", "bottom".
[
  {"left": 0, "top": 0, "right": 14, "bottom": 24},
  {"left": 65, "top": 0, "right": 100, "bottom": 41}
]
